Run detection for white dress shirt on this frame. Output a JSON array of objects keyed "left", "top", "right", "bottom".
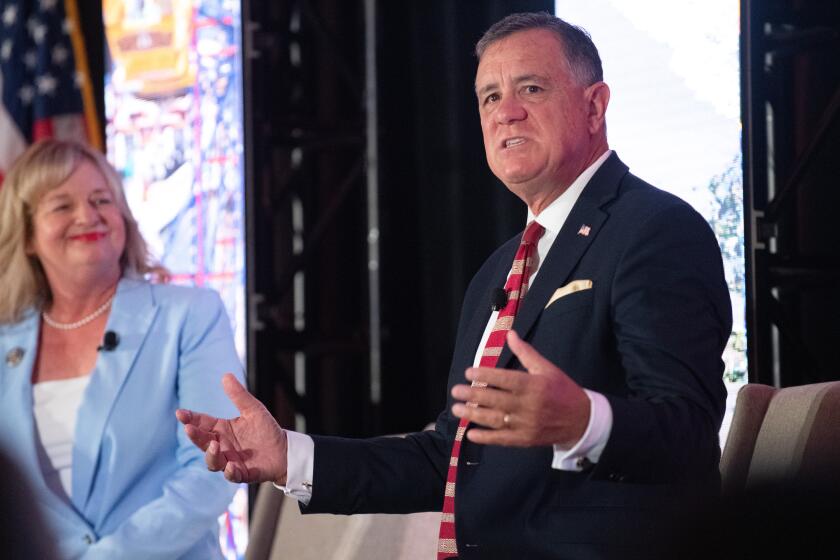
[
  {"left": 33, "top": 375, "right": 92, "bottom": 499},
  {"left": 280, "top": 150, "right": 615, "bottom": 503}
]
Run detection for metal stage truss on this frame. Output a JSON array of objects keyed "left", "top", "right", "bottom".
[
  {"left": 742, "top": 0, "right": 840, "bottom": 387},
  {"left": 244, "top": 0, "right": 380, "bottom": 436}
]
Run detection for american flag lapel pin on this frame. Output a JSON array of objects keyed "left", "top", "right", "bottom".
[
  {"left": 577, "top": 224, "right": 591, "bottom": 237},
  {"left": 5, "top": 347, "right": 24, "bottom": 367}
]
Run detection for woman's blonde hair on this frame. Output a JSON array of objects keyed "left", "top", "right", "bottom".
[{"left": 0, "top": 139, "right": 157, "bottom": 324}]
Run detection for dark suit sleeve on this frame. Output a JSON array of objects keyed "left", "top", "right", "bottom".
[
  {"left": 302, "top": 249, "right": 510, "bottom": 515},
  {"left": 304, "top": 429, "right": 449, "bottom": 514},
  {"left": 592, "top": 202, "right": 731, "bottom": 484}
]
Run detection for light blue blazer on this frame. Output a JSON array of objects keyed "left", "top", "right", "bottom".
[{"left": 0, "top": 278, "right": 244, "bottom": 559}]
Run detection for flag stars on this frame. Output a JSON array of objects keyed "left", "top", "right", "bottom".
[
  {"left": 2, "top": 5, "right": 17, "bottom": 26},
  {"left": 24, "top": 50, "right": 38, "bottom": 69},
  {"left": 28, "top": 18, "right": 48, "bottom": 44},
  {"left": 19, "top": 85, "right": 35, "bottom": 105},
  {"left": 0, "top": 39, "right": 12, "bottom": 61},
  {"left": 6, "top": 1, "right": 87, "bottom": 136},
  {"left": 52, "top": 44, "right": 68, "bottom": 65},
  {"left": 36, "top": 73, "right": 57, "bottom": 95}
]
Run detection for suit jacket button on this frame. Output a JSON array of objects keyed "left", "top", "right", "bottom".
[{"left": 83, "top": 534, "right": 94, "bottom": 545}]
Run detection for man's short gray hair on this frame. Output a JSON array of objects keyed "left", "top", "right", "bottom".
[{"left": 476, "top": 12, "right": 603, "bottom": 86}]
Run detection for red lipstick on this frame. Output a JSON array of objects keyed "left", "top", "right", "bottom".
[{"left": 70, "top": 232, "right": 106, "bottom": 242}]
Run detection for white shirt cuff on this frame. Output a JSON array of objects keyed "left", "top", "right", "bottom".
[
  {"left": 272, "top": 430, "right": 315, "bottom": 505},
  {"left": 552, "top": 389, "right": 613, "bottom": 471}
]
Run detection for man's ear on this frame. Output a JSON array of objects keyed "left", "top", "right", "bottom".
[{"left": 586, "top": 82, "right": 610, "bottom": 134}]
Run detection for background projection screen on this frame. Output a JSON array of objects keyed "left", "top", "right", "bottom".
[
  {"left": 555, "top": 0, "right": 747, "bottom": 438},
  {"left": 101, "top": 0, "right": 248, "bottom": 556}
]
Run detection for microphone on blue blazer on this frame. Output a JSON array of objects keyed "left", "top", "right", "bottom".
[{"left": 97, "top": 331, "right": 120, "bottom": 352}]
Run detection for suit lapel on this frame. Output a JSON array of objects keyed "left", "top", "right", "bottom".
[
  {"left": 72, "top": 278, "right": 158, "bottom": 512},
  {"left": 496, "top": 154, "right": 629, "bottom": 369}
]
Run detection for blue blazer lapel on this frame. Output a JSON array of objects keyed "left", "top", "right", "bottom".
[
  {"left": 72, "top": 279, "right": 159, "bottom": 512},
  {"left": 496, "top": 154, "right": 629, "bottom": 369},
  {"left": 0, "top": 312, "right": 92, "bottom": 525},
  {"left": 0, "top": 312, "right": 45, "bottom": 480}
]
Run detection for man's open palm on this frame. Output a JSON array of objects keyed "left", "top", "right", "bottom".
[{"left": 176, "top": 373, "right": 288, "bottom": 484}]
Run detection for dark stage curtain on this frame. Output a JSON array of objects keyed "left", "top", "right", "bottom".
[{"left": 377, "top": 0, "right": 553, "bottom": 432}]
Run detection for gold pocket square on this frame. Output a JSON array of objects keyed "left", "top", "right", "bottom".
[{"left": 545, "top": 280, "right": 593, "bottom": 308}]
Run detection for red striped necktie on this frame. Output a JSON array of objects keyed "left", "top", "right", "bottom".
[{"left": 437, "top": 220, "right": 545, "bottom": 559}]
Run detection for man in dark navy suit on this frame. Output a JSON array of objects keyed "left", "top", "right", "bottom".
[{"left": 178, "top": 12, "right": 731, "bottom": 559}]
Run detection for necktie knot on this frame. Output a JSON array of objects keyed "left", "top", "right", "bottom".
[{"left": 522, "top": 220, "right": 545, "bottom": 246}]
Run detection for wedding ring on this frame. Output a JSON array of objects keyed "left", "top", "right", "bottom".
[{"left": 502, "top": 413, "right": 511, "bottom": 427}]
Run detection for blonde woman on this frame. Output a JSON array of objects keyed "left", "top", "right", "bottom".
[{"left": 0, "top": 140, "right": 243, "bottom": 559}]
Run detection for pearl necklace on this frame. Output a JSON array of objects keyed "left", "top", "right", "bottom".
[{"left": 42, "top": 294, "right": 116, "bottom": 330}]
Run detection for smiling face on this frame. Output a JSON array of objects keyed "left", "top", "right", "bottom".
[
  {"left": 475, "top": 28, "right": 609, "bottom": 213},
  {"left": 28, "top": 159, "right": 126, "bottom": 286}
]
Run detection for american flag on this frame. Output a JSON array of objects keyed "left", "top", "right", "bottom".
[{"left": 0, "top": 0, "right": 100, "bottom": 182}]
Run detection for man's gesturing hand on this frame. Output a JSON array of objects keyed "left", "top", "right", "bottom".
[
  {"left": 176, "top": 373, "right": 288, "bottom": 485},
  {"left": 451, "top": 331, "right": 590, "bottom": 448}
]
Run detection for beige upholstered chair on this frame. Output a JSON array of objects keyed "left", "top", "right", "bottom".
[
  {"left": 720, "top": 381, "right": 840, "bottom": 495},
  {"left": 246, "top": 425, "right": 440, "bottom": 560},
  {"left": 246, "top": 482, "right": 439, "bottom": 560}
]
